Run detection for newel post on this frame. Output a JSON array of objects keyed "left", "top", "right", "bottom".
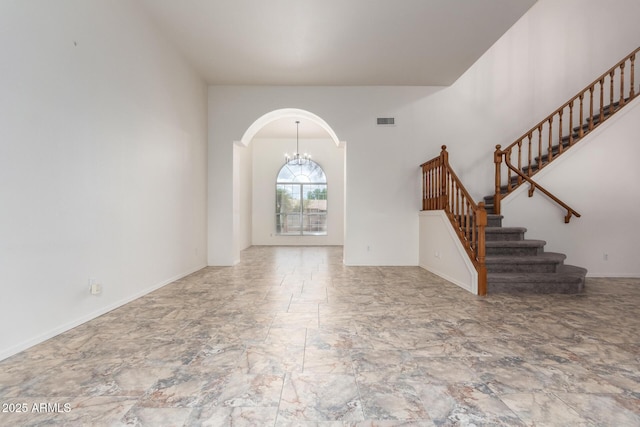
[
  {"left": 476, "top": 202, "right": 487, "bottom": 296},
  {"left": 439, "top": 145, "right": 448, "bottom": 210},
  {"left": 493, "top": 145, "right": 503, "bottom": 215}
]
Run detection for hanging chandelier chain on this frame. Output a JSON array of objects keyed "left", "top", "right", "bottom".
[{"left": 285, "top": 120, "right": 311, "bottom": 166}]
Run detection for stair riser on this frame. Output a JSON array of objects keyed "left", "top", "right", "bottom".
[
  {"left": 487, "top": 263, "right": 559, "bottom": 273},
  {"left": 487, "top": 218, "right": 502, "bottom": 227},
  {"left": 486, "top": 247, "right": 542, "bottom": 256},
  {"left": 486, "top": 232, "right": 524, "bottom": 242},
  {"left": 487, "top": 281, "right": 585, "bottom": 294}
]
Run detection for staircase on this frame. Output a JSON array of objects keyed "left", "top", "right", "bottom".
[
  {"left": 421, "top": 47, "right": 638, "bottom": 295},
  {"left": 478, "top": 98, "right": 624, "bottom": 293},
  {"left": 481, "top": 212, "right": 586, "bottom": 294}
]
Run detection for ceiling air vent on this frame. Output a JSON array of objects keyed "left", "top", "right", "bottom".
[{"left": 376, "top": 117, "right": 395, "bottom": 126}]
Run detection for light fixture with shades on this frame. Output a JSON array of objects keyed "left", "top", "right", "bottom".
[{"left": 284, "top": 120, "right": 310, "bottom": 165}]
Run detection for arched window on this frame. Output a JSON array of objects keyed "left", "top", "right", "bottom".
[{"left": 276, "top": 160, "right": 327, "bottom": 235}]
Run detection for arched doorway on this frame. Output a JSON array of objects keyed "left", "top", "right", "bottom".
[{"left": 232, "top": 109, "right": 345, "bottom": 260}]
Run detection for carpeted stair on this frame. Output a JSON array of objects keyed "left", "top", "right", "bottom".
[{"left": 480, "top": 212, "right": 586, "bottom": 293}]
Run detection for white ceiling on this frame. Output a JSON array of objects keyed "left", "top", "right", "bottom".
[{"left": 138, "top": 0, "right": 537, "bottom": 87}]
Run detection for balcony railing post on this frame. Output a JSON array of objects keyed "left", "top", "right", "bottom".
[{"left": 493, "top": 145, "right": 502, "bottom": 215}]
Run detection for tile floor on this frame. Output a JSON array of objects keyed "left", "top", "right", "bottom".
[{"left": 1, "top": 246, "right": 639, "bottom": 426}]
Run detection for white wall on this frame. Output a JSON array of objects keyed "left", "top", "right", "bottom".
[
  {"left": 235, "top": 142, "right": 254, "bottom": 252},
  {"left": 252, "top": 137, "right": 344, "bottom": 246},
  {"left": 0, "top": 1, "right": 208, "bottom": 360},
  {"left": 419, "top": 211, "right": 477, "bottom": 293},
  {"left": 502, "top": 99, "right": 640, "bottom": 276}
]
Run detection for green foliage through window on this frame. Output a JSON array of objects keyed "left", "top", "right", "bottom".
[{"left": 276, "top": 160, "right": 327, "bottom": 235}]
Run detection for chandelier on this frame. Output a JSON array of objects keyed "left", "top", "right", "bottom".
[{"left": 284, "top": 120, "right": 310, "bottom": 165}]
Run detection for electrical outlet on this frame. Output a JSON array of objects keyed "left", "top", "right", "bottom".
[
  {"left": 603, "top": 253, "right": 609, "bottom": 261},
  {"left": 89, "top": 278, "right": 102, "bottom": 295},
  {"left": 90, "top": 283, "right": 102, "bottom": 295}
]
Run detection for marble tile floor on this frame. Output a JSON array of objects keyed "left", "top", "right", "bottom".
[{"left": 1, "top": 246, "right": 639, "bottom": 426}]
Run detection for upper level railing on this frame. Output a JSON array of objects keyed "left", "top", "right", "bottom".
[
  {"left": 494, "top": 47, "right": 640, "bottom": 221},
  {"left": 421, "top": 146, "right": 487, "bottom": 296}
]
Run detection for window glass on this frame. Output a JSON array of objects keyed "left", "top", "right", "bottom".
[{"left": 276, "top": 160, "right": 327, "bottom": 235}]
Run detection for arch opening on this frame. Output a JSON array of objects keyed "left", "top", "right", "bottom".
[
  {"left": 239, "top": 108, "right": 343, "bottom": 148},
  {"left": 233, "top": 108, "right": 346, "bottom": 255}
]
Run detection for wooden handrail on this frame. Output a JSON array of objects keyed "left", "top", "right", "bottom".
[
  {"left": 421, "top": 146, "right": 487, "bottom": 296},
  {"left": 494, "top": 47, "right": 639, "bottom": 218},
  {"left": 496, "top": 144, "right": 581, "bottom": 223}
]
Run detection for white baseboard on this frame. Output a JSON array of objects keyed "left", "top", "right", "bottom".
[{"left": 0, "top": 264, "right": 207, "bottom": 362}]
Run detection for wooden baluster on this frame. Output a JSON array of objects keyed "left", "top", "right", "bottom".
[
  {"left": 558, "top": 109, "right": 564, "bottom": 155},
  {"left": 609, "top": 70, "right": 615, "bottom": 114},
  {"left": 579, "top": 93, "right": 584, "bottom": 138},
  {"left": 424, "top": 167, "right": 428, "bottom": 209},
  {"left": 527, "top": 133, "right": 532, "bottom": 176},
  {"left": 425, "top": 167, "right": 429, "bottom": 209},
  {"left": 471, "top": 204, "right": 476, "bottom": 252},
  {"left": 464, "top": 199, "right": 469, "bottom": 241},
  {"left": 426, "top": 169, "right": 431, "bottom": 210},
  {"left": 537, "top": 125, "right": 543, "bottom": 171},
  {"left": 436, "top": 164, "right": 440, "bottom": 209},
  {"left": 433, "top": 166, "right": 437, "bottom": 210},
  {"left": 459, "top": 189, "right": 463, "bottom": 229},
  {"left": 517, "top": 140, "right": 522, "bottom": 185},
  {"left": 426, "top": 167, "right": 430, "bottom": 209},
  {"left": 568, "top": 101, "right": 574, "bottom": 146},
  {"left": 456, "top": 186, "right": 464, "bottom": 231},
  {"left": 494, "top": 145, "right": 502, "bottom": 215},
  {"left": 599, "top": 78, "right": 605, "bottom": 124},
  {"left": 429, "top": 167, "right": 434, "bottom": 209},
  {"left": 589, "top": 86, "right": 595, "bottom": 130},
  {"left": 445, "top": 169, "right": 450, "bottom": 213},
  {"left": 455, "top": 185, "right": 460, "bottom": 224},
  {"left": 422, "top": 166, "right": 425, "bottom": 210},
  {"left": 548, "top": 117, "right": 554, "bottom": 162},
  {"left": 508, "top": 148, "right": 514, "bottom": 191},
  {"left": 631, "top": 54, "right": 636, "bottom": 99},
  {"left": 438, "top": 168, "right": 443, "bottom": 209},
  {"left": 433, "top": 167, "right": 442, "bottom": 209},
  {"left": 436, "top": 163, "right": 440, "bottom": 210},
  {"left": 433, "top": 163, "right": 438, "bottom": 209},
  {"left": 441, "top": 146, "right": 448, "bottom": 210},
  {"left": 620, "top": 62, "right": 626, "bottom": 107},
  {"left": 432, "top": 165, "right": 436, "bottom": 209},
  {"left": 447, "top": 169, "right": 456, "bottom": 216}
]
